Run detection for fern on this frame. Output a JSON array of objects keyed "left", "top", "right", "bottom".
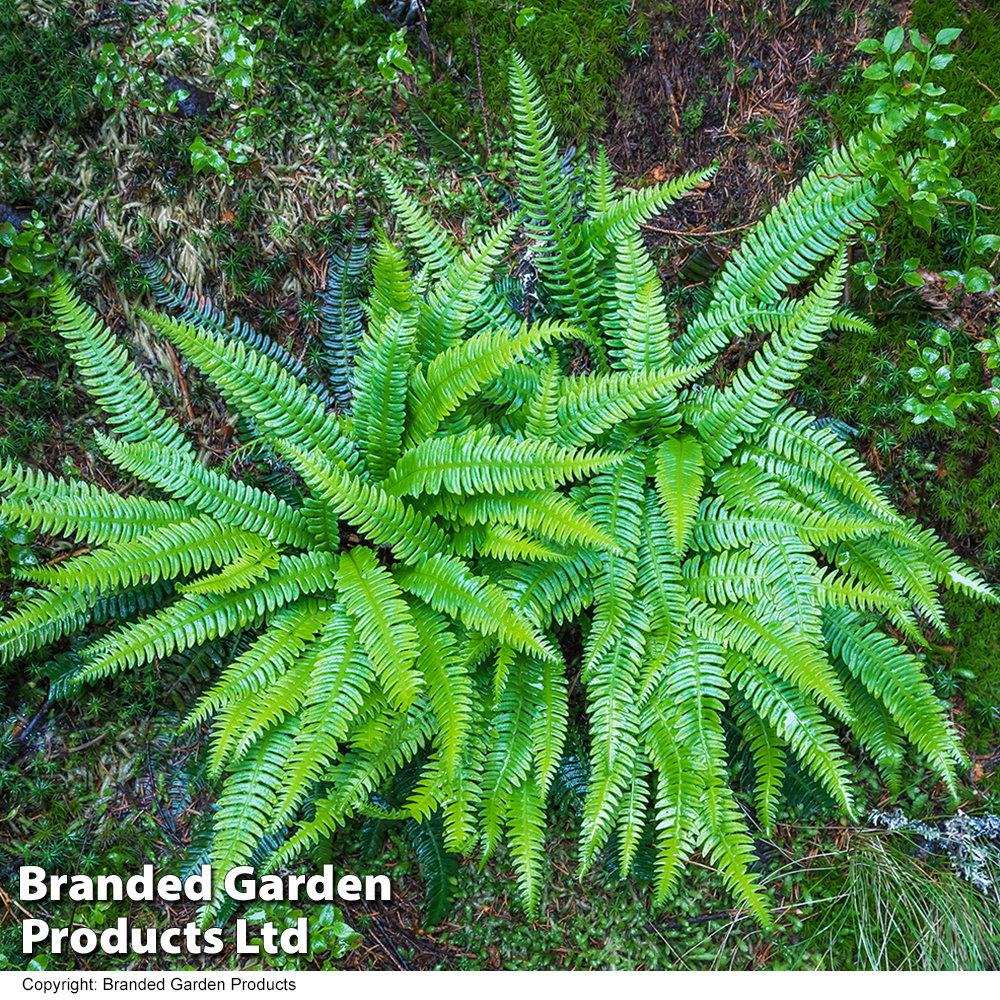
[{"left": 6, "top": 52, "right": 995, "bottom": 931}]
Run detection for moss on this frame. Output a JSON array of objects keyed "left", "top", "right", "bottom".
[
  {"left": 427, "top": 0, "right": 633, "bottom": 136},
  {"left": 0, "top": 1, "right": 101, "bottom": 141}
]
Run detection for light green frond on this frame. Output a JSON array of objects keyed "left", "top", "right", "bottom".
[
  {"left": 641, "top": 699, "right": 698, "bottom": 905},
  {"left": 735, "top": 702, "right": 785, "bottom": 837},
  {"left": 75, "top": 551, "right": 339, "bottom": 682},
  {"left": 694, "top": 781, "right": 773, "bottom": 928},
  {"left": 579, "top": 606, "right": 647, "bottom": 868},
  {"left": 824, "top": 609, "right": 966, "bottom": 795},
  {"left": 586, "top": 165, "right": 717, "bottom": 247},
  {"left": 383, "top": 428, "right": 621, "bottom": 497},
  {"left": 654, "top": 435, "right": 705, "bottom": 555},
  {"left": 281, "top": 442, "right": 448, "bottom": 563},
  {"left": 584, "top": 454, "right": 645, "bottom": 664},
  {"left": 96, "top": 436, "right": 313, "bottom": 549},
  {"left": 682, "top": 550, "right": 768, "bottom": 605},
  {"left": 407, "top": 319, "right": 572, "bottom": 445},
  {"left": 138, "top": 307, "right": 356, "bottom": 466},
  {"left": 16, "top": 516, "right": 263, "bottom": 594},
  {"left": 336, "top": 546, "right": 422, "bottom": 711},
  {"left": 636, "top": 489, "right": 687, "bottom": 660},
  {"left": 523, "top": 352, "right": 562, "bottom": 439},
  {"left": 694, "top": 249, "right": 849, "bottom": 467},
  {"left": 480, "top": 656, "right": 540, "bottom": 852},
  {"left": 503, "top": 548, "right": 601, "bottom": 626},
  {"left": 730, "top": 654, "right": 856, "bottom": 818},
  {"left": 692, "top": 495, "right": 880, "bottom": 550},
  {"left": 205, "top": 725, "right": 294, "bottom": 919},
  {"left": 456, "top": 490, "right": 617, "bottom": 552},
  {"left": 707, "top": 132, "right": 884, "bottom": 305},
  {"left": 410, "top": 601, "right": 470, "bottom": 780},
  {"left": 753, "top": 535, "right": 823, "bottom": 638},
  {"left": 0, "top": 586, "right": 92, "bottom": 664},
  {"left": 452, "top": 522, "right": 566, "bottom": 562},
  {"left": 839, "top": 668, "right": 905, "bottom": 794},
  {"left": 615, "top": 752, "right": 651, "bottom": 877},
  {"left": 753, "top": 408, "right": 899, "bottom": 520},
  {"left": 366, "top": 239, "right": 417, "bottom": 328},
  {"left": 177, "top": 545, "right": 282, "bottom": 596},
  {"left": 185, "top": 600, "right": 333, "bottom": 730},
  {"left": 552, "top": 368, "right": 693, "bottom": 447},
  {"left": 212, "top": 648, "right": 317, "bottom": 774},
  {"left": 265, "top": 703, "right": 434, "bottom": 870},
  {"left": 49, "top": 270, "right": 193, "bottom": 456},
  {"left": 394, "top": 553, "right": 556, "bottom": 661},
  {"left": 352, "top": 307, "right": 415, "bottom": 482},
  {"left": 379, "top": 169, "right": 457, "bottom": 280},
  {"left": 532, "top": 656, "right": 569, "bottom": 798},
  {"left": 505, "top": 773, "right": 547, "bottom": 914},
  {"left": 898, "top": 521, "right": 999, "bottom": 604},
  {"left": 274, "top": 608, "right": 376, "bottom": 822},
  {"left": 416, "top": 211, "right": 524, "bottom": 362},
  {"left": 691, "top": 601, "right": 851, "bottom": 720},
  {"left": 0, "top": 463, "right": 189, "bottom": 545}
]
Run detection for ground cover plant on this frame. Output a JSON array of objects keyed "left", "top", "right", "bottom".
[{"left": 2, "top": 47, "right": 997, "bottom": 943}]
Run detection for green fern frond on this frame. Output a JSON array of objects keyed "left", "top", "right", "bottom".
[
  {"left": 281, "top": 443, "right": 448, "bottom": 563},
  {"left": 407, "top": 319, "right": 571, "bottom": 445},
  {"left": 206, "top": 725, "right": 294, "bottom": 918},
  {"left": 177, "top": 545, "right": 282, "bottom": 596},
  {"left": 273, "top": 609, "right": 375, "bottom": 822},
  {"left": 395, "top": 553, "right": 556, "bottom": 661},
  {"left": 49, "top": 270, "right": 194, "bottom": 456},
  {"left": 0, "top": 462, "right": 189, "bottom": 544},
  {"left": 351, "top": 307, "right": 415, "bottom": 481},
  {"left": 139, "top": 307, "right": 357, "bottom": 466},
  {"left": 185, "top": 601, "right": 332, "bottom": 730},
  {"left": 75, "top": 551, "right": 339, "bottom": 682},
  {"left": 383, "top": 428, "right": 621, "bottom": 497},
  {"left": 16, "top": 516, "right": 264, "bottom": 593},
  {"left": 505, "top": 773, "right": 547, "bottom": 915},
  {"left": 551, "top": 368, "right": 695, "bottom": 447},
  {"left": 336, "top": 546, "right": 422, "bottom": 711},
  {"left": 654, "top": 435, "right": 705, "bottom": 555},
  {"left": 730, "top": 653, "right": 855, "bottom": 817},
  {"left": 694, "top": 248, "right": 849, "bottom": 466},
  {"left": 455, "top": 490, "right": 617, "bottom": 551},
  {"left": 379, "top": 169, "right": 458, "bottom": 280},
  {"left": 824, "top": 609, "right": 966, "bottom": 795},
  {"left": 416, "top": 211, "right": 524, "bottom": 362},
  {"left": 96, "top": 436, "right": 313, "bottom": 549}
]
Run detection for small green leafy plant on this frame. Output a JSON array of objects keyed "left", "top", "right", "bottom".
[
  {"left": 903, "top": 326, "right": 1000, "bottom": 427},
  {"left": 852, "top": 26, "right": 1000, "bottom": 292}
]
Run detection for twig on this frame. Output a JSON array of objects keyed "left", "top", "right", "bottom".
[
  {"left": 640, "top": 222, "right": 751, "bottom": 236},
  {"left": 467, "top": 11, "right": 492, "bottom": 160},
  {"left": 2, "top": 698, "right": 53, "bottom": 769}
]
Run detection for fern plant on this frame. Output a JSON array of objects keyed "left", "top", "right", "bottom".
[
  {"left": 2, "top": 53, "right": 996, "bottom": 929},
  {"left": 0, "top": 221, "right": 629, "bottom": 918},
  {"left": 453, "top": 53, "right": 995, "bottom": 924}
]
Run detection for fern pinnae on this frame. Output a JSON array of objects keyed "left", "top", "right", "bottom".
[
  {"left": 16, "top": 516, "right": 263, "bottom": 594},
  {"left": 139, "top": 307, "right": 355, "bottom": 464},
  {"left": 336, "top": 546, "right": 422, "bottom": 711},
  {"left": 378, "top": 168, "right": 458, "bottom": 281},
  {"left": 823, "top": 609, "right": 966, "bottom": 794},
  {"left": 95, "top": 435, "right": 314, "bottom": 549},
  {"left": 273, "top": 610, "right": 375, "bottom": 823},
  {"left": 185, "top": 601, "right": 332, "bottom": 731},
  {"left": 49, "top": 270, "right": 194, "bottom": 456}
]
